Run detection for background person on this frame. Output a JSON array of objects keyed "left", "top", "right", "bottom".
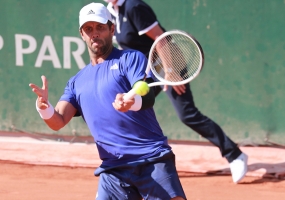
[{"left": 104, "top": 0, "right": 248, "bottom": 183}]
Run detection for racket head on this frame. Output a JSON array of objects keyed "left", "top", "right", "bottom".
[{"left": 147, "top": 30, "right": 204, "bottom": 86}]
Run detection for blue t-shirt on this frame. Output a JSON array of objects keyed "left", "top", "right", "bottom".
[{"left": 59, "top": 48, "right": 171, "bottom": 166}]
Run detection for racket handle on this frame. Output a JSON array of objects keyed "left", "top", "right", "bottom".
[{"left": 123, "top": 89, "right": 137, "bottom": 100}]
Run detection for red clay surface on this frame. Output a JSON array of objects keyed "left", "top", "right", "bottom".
[
  {"left": 1, "top": 161, "right": 285, "bottom": 200},
  {"left": 0, "top": 132, "right": 285, "bottom": 199}
]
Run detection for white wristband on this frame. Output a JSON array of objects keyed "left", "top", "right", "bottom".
[
  {"left": 129, "top": 95, "right": 142, "bottom": 111},
  {"left": 36, "top": 100, "right": 54, "bottom": 120}
]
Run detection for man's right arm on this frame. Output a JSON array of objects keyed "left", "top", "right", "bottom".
[
  {"left": 42, "top": 101, "right": 77, "bottom": 131},
  {"left": 29, "top": 75, "right": 77, "bottom": 131}
]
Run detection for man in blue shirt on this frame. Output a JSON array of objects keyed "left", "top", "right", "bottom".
[
  {"left": 29, "top": 3, "right": 186, "bottom": 200},
  {"left": 105, "top": 0, "right": 248, "bottom": 184}
]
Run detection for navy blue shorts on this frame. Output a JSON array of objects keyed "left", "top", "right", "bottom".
[{"left": 95, "top": 151, "right": 186, "bottom": 200}]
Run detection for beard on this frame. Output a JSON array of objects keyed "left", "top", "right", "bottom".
[{"left": 89, "top": 37, "right": 113, "bottom": 56}]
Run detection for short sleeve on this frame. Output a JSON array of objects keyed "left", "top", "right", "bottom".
[
  {"left": 59, "top": 78, "right": 81, "bottom": 116},
  {"left": 124, "top": 51, "right": 149, "bottom": 87},
  {"left": 128, "top": 3, "right": 157, "bottom": 32}
]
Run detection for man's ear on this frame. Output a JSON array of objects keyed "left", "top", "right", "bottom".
[
  {"left": 111, "top": 24, "right": 115, "bottom": 35},
  {"left": 79, "top": 29, "right": 85, "bottom": 41}
]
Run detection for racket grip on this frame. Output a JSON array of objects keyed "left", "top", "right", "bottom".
[{"left": 123, "top": 89, "right": 137, "bottom": 100}]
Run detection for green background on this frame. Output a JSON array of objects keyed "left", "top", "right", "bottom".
[{"left": 0, "top": 0, "right": 284, "bottom": 145}]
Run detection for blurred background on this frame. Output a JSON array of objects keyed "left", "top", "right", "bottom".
[{"left": 0, "top": 0, "right": 284, "bottom": 145}]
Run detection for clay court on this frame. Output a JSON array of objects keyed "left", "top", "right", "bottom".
[{"left": 0, "top": 131, "right": 285, "bottom": 200}]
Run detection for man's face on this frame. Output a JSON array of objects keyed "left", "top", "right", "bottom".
[{"left": 80, "top": 21, "right": 114, "bottom": 56}]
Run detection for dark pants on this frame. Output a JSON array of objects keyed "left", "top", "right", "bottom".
[
  {"left": 95, "top": 151, "right": 186, "bottom": 200},
  {"left": 155, "top": 84, "right": 242, "bottom": 163}
]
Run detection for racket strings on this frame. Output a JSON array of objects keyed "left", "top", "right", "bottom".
[{"left": 151, "top": 33, "right": 202, "bottom": 83}]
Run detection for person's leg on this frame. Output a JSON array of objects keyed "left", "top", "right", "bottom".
[
  {"left": 96, "top": 172, "right": 142, "bottom": 200},
  {"left": 161, "top": 84, "right": 248, "bottom": 183},
  {"left": 133, "top": 153, "right": 186, "bottom": 200},
  {"left": 162, "top": 84, "right": 242, "bottom": 162}
]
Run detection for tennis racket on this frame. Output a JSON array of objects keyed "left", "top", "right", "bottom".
[{"left": 123, "top": 29, "right": 204, "bottom": 100}]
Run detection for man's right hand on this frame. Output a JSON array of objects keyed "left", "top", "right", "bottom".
[{"left": 29, "top": 75, "right": 49, "bottom": 109}]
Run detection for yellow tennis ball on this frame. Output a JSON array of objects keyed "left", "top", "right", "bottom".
[{"left": 133, "top": 81, "right": 149, "bottom": 96}]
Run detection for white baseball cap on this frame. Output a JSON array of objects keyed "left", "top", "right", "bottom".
[{"left": 79, "top": 3, "right": 112, "bottom": 29}]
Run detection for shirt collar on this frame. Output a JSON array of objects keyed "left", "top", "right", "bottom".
[
  {"left": 107, "top": 0, "right": 125, "bottom": 33},
  {"left": 107, "top": 0, "right": 125, "bottom": 13}
]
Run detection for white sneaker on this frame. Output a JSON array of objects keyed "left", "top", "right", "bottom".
[{"left": 229, "top": 153, "right": 248, "bottom": 183}]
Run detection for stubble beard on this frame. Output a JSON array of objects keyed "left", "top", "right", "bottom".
[{"left": 89, "top": 37, "right": 113, "bottom": 57}]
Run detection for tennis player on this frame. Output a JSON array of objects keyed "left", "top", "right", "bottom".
[
  {"left": 104, "top": 0, "right": 248, "bottom": 183},
  {"left": 29, "top": 3, "right": 186, "bottom": 200}
]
